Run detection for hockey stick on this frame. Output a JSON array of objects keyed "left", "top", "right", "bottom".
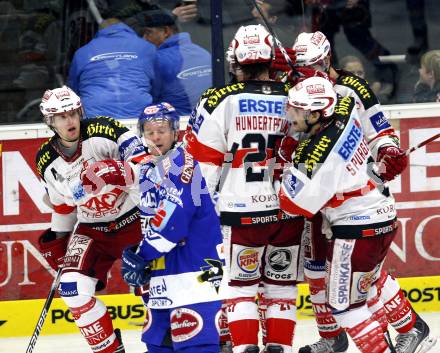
[
  {"left": 406, "top": 132, "right": 440, "bottom": 155},
  {"left": 245, "top": 0, "right": 299, "bottom": 78},
  {"left": 25, "top": 268, "right": 63, "bottom": 353}
]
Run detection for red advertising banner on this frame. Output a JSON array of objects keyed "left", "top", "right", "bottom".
[{"left": 0, "top": 116, "right": 440, "bottom": 300}]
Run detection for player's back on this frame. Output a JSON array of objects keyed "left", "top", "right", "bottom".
[{"left": 186, "top": 80, "right": 291, "bottom": 226}]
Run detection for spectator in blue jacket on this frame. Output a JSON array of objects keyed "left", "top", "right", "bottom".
[
  {"left": 68, "top": 18, "right": 156, "bottom": 119},
  {"left": 136, "top": 8, "right": 212, "bottom": 116}
]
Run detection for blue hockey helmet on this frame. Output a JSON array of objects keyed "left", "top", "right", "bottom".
[{"left": 138, "top": 102, "right": 180, "bottom": 134}]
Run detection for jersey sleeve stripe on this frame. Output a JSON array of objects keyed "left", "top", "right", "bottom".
[
  {"left": 324, "top": 180, "right": 376, "bottom": 209},
  {"left": 185, "top": 131, "right": 225, "bottom": 166},
  {"left": 53, "top": 203, "right": 76, "bottom": 214},
  {"left": 279, "top": 189, "right": 314, "bottom": 218}
]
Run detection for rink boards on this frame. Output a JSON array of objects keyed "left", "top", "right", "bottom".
[{"left": 0, "top": 275, "right": 439, "bottom": 338}]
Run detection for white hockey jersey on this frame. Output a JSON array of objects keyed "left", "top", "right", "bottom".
[
  {"left": 280, "top": 96, "right": 397, "bottom": 239},
  {"left": 185, "top": 81, "right": 292, "bottom": 226},
  {"left": 36, "top": 117, "right": 146, "bottom": 232},
  {"left": 334, "top": 70, "right": 399, "bottom": 158}
]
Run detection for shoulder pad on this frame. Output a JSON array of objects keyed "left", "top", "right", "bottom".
[
  {"left": 203, "top": 82, "right": 247, "bottom": 112},
  {"left": 333, "top": 95, "right": 356, "bottom": 120},
  {"left": 82, "top": 117, "right": 128, "bottom": 142},
  {"left": 35, "top": 139, "right": 57, "bottom": 179},
  {"left": 337, "top": 74, "right": 378, "bottom": 109}
]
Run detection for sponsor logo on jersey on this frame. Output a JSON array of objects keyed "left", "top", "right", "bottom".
[
  {"left": 81, "top": 188, "right": 124, "bottom": 213},
  {"left": 334, "top": 95, "right": 353, "bottom": 116},
  {"left": 376, "top": 204, "right": 395, "bottom": 215},
  {"left": 304, "top": 135, "right": 332, "bottom": 173},
  {"left": 370, "top": 112, "right": 391, "bottom": 132},
  {"left": 268, "top": 249, "right": 292, "bottom": 272},
  {"left": 347, "top": 215, "right": 371, "bottom": 221},
  {"left": 177, "top": 65, "right": 211, "bottom": 80},
  {"left": 337, "top": 120, "right": 362, "bottom": 161},
  {"left": 58, "top": 282, "right": 78, "bottom": 297},
  {"left": 36, "top": 150, "right": 51, "bottom": 176},
  {"left": 63, "top": 234, "right": 92, "bottom": 270},
  {"left": 240, "top": 215, "right": 278, "bottom": 225},
  {"left": 86, "top": 118, "right": 124, "bottom": 139},
  {"left": 90, "top": 52, "right": 138, "bottom": 62},
  {"left": 150, "top": 199, "right": 176, "bottom": 231},
  {"left": 330, "top": 241, "right": 353, "bottom": 309},
  {"left": 238, "top": 97, "right": 285, "bottom": 115},
  {"left": 181, "top": 151, "right": 194, "bottom": 183},
  {"left": 207, "top": 83, "right": 246, "bottom": 108},
  {"left": 170, "top": 308, "right": 203, "bottom": 342},
  {"left": 251, "top": 193, "right": 278, "bottom": 204},
  {"left": 340, "top": 76, "right": 372, "bottom": 100},
  {"left": 237, "top": 248, "right": 259, "bottom": 273}
]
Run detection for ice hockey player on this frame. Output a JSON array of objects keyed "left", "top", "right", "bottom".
[
  {"left": 185, "top": 24, "right": 305, "bottom": 353},
  {"left": 36, "top": 86, "right": 147, "bottom": 353},
  {"left": 281, "top": 31, "right": 433, "bottom": 353},
  {"left": 279, "top": 75, "right": 437, "bottom": 353},
  {"left": 120, "top": 103, "right": 225, "bottom": 353}
]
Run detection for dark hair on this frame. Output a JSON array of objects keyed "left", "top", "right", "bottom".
[{"left": 239, "top": 62, "right": 271, "bottom": 80}]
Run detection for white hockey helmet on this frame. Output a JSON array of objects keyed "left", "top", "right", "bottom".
[
  {"left": 293, "top": 31, "right": 331, "bottom": 67},
  {"left": 231, "top": 24, "right": 273, "bottom": 65},
  {"left": 287, "top": 76, "right": 337, "bottom": 118},
  {"left": 40, "top": 86, "right": 82, "bottom": 125}
]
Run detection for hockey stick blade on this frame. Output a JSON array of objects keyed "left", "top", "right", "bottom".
[
  {"left": 245, "top": 0, "right": 299, "bottom": 78},
  {"left": 406, "top": 132, "right": 440, "bottom": 155},
  {"left": 25, "top": 268, "right": 63, "bottom": 353}
]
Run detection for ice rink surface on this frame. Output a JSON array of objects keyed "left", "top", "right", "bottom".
[{"left": 1, "top": 312, "right": 439, "bottom": 353}]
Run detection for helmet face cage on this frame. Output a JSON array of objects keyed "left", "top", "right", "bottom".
[
  {"left": 293, "top": 31, "right": 331, "bottom": 68},
  {"left": 232, "top": 24, "right": 274, "bottom": 65},
  {"left": 138, "top": 102, "right": 180, "bottom": 136},
  {"left": 40, "top": 86, "right": 82, "bottom": 126},
  {"left": 287, "top": 77, "right": 337, "bottom": 118}
]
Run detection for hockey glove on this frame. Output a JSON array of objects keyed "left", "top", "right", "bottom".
[
  {"left": 81, "top": 159, "right": 134, "bottom": 194},
  {"left": 121, "top": 246, "right": 152, "bottom": 287},
  {"left": 270, "top": 47, "right": 297, "bottom": 73},
  {"left": 38, "top": 229, "right": 69, "bottom": 271},
  {"left": 377, "top": 145, "right": 408, "bottom": 181}
]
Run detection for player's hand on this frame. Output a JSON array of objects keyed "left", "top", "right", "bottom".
[
  {"left": 376, "top": 145, "right": 408, "bottom": 181},
  {"left": 81, "top": 160, "right": 134, "bottom": 194},
  {"left": 37, "top": 229, "right": 69, "bottom": 271},
  {"left": 121, "top": 246, "right": 152, "bottom": 287}
]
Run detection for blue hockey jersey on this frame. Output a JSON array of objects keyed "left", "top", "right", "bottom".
[{"left": 138, "top": 146, "right": 225, "bottom": 309}]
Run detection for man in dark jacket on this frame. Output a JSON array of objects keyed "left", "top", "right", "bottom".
[
  {"left": 136, "top": 8, "right": 212, "bottom": 115},
  {"left": 68, "top": 18, "right": 156, "bottom": 119}
]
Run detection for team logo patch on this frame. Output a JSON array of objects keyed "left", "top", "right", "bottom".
[
  {"left": 197, "top": 259, "right": 223, "bottom": 293},
  {"left": 282, "top": 171, "right": 304, "bottom": 197},
  {"left": 237, "top": 248, "right": 259, "bottom": 273},
  {"left": 370, "top": 112, "right": 391, "bottom": 132},
  {"left": 170, "top": 308, "right": 203, "bottom": 342},
  {"left": 357, "top": 271, "right": 374, "bottom": 294},
  {"left": 268, "top": 249, "right": 292, "bottom": 272},
  {"left": 63, "top": 234, "right": 93, "bottom": 270}
]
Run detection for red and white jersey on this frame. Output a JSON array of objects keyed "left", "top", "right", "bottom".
[
  {"left": 280, "top": 96, "right": 397, "bottom": 239},
  {"left": 185, "top": 81, "right": 292, "bottom": 226},
  {"left": 334, "top": 71, "right": 399, "bottom": 158},
  {"left": 36, "top": 117, "right": 146, "bottom": 232}
]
